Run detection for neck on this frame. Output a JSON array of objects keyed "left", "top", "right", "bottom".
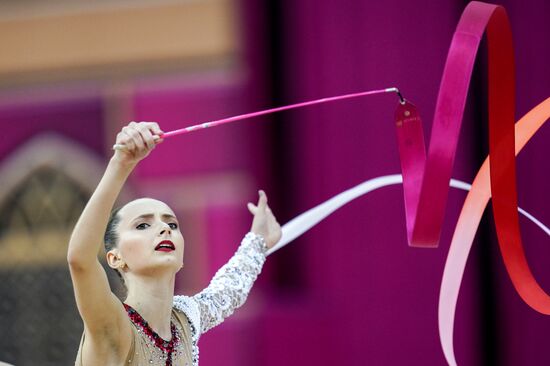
[{"left": 124, "top": 272, "right": 176, "bottom": 340}]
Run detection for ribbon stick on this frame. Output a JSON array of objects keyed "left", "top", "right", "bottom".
[
  {"left": 163, "top": 88, "right": 402, "bottom": 137},
  {"left": 112, "top": 88, "right": 403, "bottom": 150}
]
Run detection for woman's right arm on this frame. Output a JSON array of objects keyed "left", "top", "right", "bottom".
[{"left": 67, "top": 122, "right": 162, "bottom": 350}]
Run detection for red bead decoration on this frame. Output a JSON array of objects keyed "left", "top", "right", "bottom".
[{"left": 124, "top": 303, "right": 180, "bottom": 366}]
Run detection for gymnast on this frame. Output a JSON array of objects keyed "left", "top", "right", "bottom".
[{"left": 67, "top": 121, "right": 281, "bottom": 365}]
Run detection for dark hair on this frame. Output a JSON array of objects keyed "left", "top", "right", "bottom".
[
  {"left": 104, "top": 207, "right": 126, "bottom": 291},
  {"left": 104, "top": 207, "right": 122, "bottom": 252}
]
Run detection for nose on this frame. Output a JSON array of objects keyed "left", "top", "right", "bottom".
[{"left": 159, "top": 222, "right": 172, "bottom": 236}]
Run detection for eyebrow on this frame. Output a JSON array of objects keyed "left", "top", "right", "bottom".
[{"left": 130, "top": 213, "right": 178, "bottom": 222}]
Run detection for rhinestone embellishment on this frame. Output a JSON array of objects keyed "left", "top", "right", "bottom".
[{"left": 124, "top": 303, "right": 181, "bottom": 366}]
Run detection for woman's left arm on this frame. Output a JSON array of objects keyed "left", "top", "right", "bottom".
[{"left": 174, "top": 190, "right": 281, "bottom": 335}]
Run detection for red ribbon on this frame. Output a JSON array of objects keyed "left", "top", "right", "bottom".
[
  {"left": 395, "top": 0, "right": 550, "bottom": 312},
  {"left": 395, "top": 2, "right": 515, "bottom": 248}
]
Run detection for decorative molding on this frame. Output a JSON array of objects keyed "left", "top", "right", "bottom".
[{"left": 0, "top": 133, "right": 104, "bottom": 202}]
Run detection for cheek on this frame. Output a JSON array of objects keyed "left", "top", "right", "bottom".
[
  {"left": 171, "top": 233, "right": 185, "bottom": 260},
  {"left": 119, "top": 232, "right": 150, "bottom": 262},
  {"left": 177, "top": 235, "right": 185, "bottom": 254}
]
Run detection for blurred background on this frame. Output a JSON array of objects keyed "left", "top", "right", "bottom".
[{"left": 0, "top": 0, "right": 548, "bottom": 365}]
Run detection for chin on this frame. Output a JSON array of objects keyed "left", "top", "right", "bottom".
[
  {"left": 141, "top": 258, "right": 182, "bottom": 275},
  {"left": 165, "top": 258, "right": 184, "bottom": 271}
]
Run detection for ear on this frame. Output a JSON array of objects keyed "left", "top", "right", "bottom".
[{"left": 106, "top": 249, "right": 124, "bottom": 270}]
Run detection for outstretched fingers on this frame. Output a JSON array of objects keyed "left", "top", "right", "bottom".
[
  {"left": 248, "top": 190, "right": 268, "bottom": 215},
  {"left": 247, "top": 202, "right": 258, "bottom": 215},
  {"left": 258, "top": 190, "right": 268, "bottom": 210}
]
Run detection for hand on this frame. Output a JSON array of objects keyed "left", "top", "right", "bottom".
[
  {"left": 247, "top": 190, "right": 282, "bottom": 249},
  {"left": 112, "top": 122, "right": 164, "bottom": 165}
]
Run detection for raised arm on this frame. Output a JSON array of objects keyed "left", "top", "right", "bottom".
[
  {"left": 67, "top": 122, "right": 162, "bottom": 348},
  {"left": 174, "top": 190, "right": 281, "bottom": 336}
]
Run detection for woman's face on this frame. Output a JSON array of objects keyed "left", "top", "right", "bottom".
[{"left": 114, "top": 198, "right": 184, "bottom": 276}]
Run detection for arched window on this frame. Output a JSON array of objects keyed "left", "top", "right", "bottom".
[{"left": 0, "top": 134, "right": 121, "bottom": 365}]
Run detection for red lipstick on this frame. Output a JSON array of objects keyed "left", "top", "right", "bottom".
[{"left": 155, "top": 240, "right": 175, "bottom": 252}]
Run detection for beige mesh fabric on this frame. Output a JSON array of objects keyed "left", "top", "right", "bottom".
[{"left": 75, "top": 308, "right": 193, "bottom": 366}]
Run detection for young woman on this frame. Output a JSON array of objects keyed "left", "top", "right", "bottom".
[{"left": 68, "top": 121, "right": 281, "bottom": 365}]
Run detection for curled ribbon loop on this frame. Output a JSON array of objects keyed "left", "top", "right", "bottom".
[
  {"left": 400, "top": 0, "right": 550, "bottom": 326},
  {"left": 393, "top": 1, "right": 550, "bottom": 364},
  {"left": 440, "top": 97, "right": 550, "bottom": 366},
  {"left": 396, "top": 2, "right": 515, "bottom": 249}
]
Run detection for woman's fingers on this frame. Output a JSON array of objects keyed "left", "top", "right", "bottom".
[
  {"left": 141, "top": 122, "right": 164, "bottom": 148},
  {"left": 137, "top": 124, "right": 156, "bottom": 150},
  {"left": 118, "top": 130, "right": 136, "bottom": 152},
  {"left": 149, "top": 122, "right": 164, "bottom": 136},
  {"left": 129, "top": 122, "right": 147, "bottom": 151},
  {"left": 123, "top": 124, "right": 144, "bottom": 151},
  {"left": 249, "top": 190, "right": 282, "bottom": 248},
  {"left": 112, "top": 121, "right": 164, "bottom": 166},
  {"left": 116, "top": 122, "right": 163, "bottom": 153},
  {"left": 247, "top": 202, "right": 258, "bottom": 215},
  {"left": 258, "top": 190, "right": 267, "bottom": 209}
]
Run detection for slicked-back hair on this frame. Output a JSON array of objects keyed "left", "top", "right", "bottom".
[{"left": 104, "top": 206, "right": 127, "bottom": 293}]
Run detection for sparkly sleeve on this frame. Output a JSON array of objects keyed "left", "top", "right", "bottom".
[{"left": 191, "top": 232, "right": 267, "bottom": 335}]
